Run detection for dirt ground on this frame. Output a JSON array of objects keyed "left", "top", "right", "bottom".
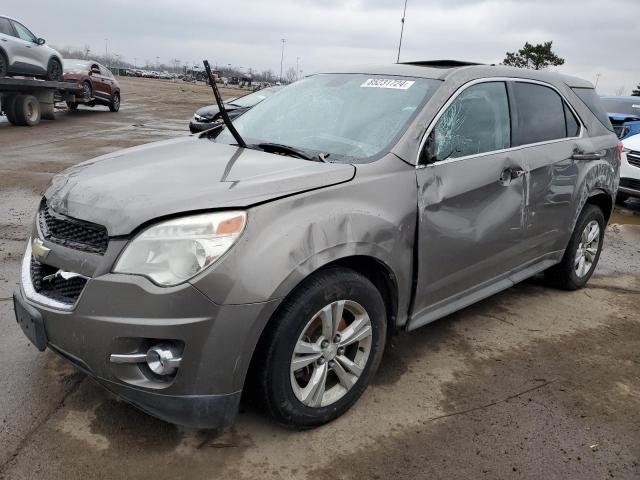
[{"left": 0, "top": 77, "right": 639, "bottom": 480}]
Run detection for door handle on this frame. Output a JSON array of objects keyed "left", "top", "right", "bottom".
[
  {"left": 572, "top": 150, "right": 606, "bottom": 161},
  {"left": 500, "top": 167, "right": 525, "bottom": 184}
]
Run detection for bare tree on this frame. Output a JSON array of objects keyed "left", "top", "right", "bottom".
[
  {"left": 615, "top": 86, "right": 626, "bottom": 97},
  {"left": 285, "top": 66, "right": 297, "bottom": 84}
]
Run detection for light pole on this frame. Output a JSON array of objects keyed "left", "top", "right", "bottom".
[
  {"left": 133, "top": 57, "right": 137, "bottom": 68},
  {"left": 396, "top": 0, "right": 408, "bottom": 63},
  {"left": 296, "top": 56, "right": 300, "bottom": 80},
  {"left": 595, "top": 73, "right": 601, "bottom": 89},
  {"left": 104, "top": 38, "right": 109, "bottom": 66},
  {"left": 156, "top": 56, "right": 160, "bottom": 70},
  {"left": 280, "top": 38, "right": 286, "bottom": 83}
]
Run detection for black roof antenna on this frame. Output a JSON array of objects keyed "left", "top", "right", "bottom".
[{"left": 202, "top": 60, "right": 247, "bottom": 148}]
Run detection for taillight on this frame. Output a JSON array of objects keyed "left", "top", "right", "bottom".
[{"left": 616, "top": 142, "right": 623, "bottom": 165}]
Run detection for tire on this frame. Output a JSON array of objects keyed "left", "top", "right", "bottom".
[
  {"left": 81, "top": 81, "right": 92, "bottom": 101},
  {"left": 545, "top": 204, "right": 605, "bottom": 290},
  {"left": 2, "top": 95, "right": 18, "bottom": 124},
  {"left": 46, "top": 58, "right": 62, "bottom": 81},
  {"left": 12, "top": 95, "right": 41, "bottom": 126},
  {"left": 66, "top": 101, "right": 78, "bottom": 111},
  {"left": 0, "top": 51, "right": 7, "bottom": 77},
  {"left": 255, "top": 267, "right": 387, "bottom": 428},
  {"left": 109, "top": 92, "right": 120, "bottom": 112}
]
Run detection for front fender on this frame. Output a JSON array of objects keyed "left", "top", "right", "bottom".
[{"left": 189, "top": 156, "right": 417, "bottom": 318}]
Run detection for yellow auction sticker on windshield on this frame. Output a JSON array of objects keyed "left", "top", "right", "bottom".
[{"left": 361, "top": 79, "right": 415, "bottom": 90}]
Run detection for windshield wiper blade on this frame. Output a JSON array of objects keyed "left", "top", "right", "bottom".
[
  {"left": 252, "top": 142, "right": 316, "bottom": 161},
  {"left": 203, "top": 60, "right": 247, "bottom": 148}
]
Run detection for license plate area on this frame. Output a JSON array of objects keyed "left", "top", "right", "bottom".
[{"left": 13, "top": 292, "right": 47, "bottom": 351}]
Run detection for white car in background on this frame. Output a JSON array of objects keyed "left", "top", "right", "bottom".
[
  {"left": 619, "top": 134, "right": 640, "bottom": 202},
  {"left": 0, "top": 15, "right": 62, "bottom": 80}
]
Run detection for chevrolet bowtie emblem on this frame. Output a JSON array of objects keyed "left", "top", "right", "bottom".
[{"left": 31, "top": 238, "right": 50, "bottom": 261}]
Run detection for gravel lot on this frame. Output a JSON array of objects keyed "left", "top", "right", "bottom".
[{"left": 0, "top": 77, "right": 639, "bottom": 480}]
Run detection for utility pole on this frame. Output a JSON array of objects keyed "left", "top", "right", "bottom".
[
  {"left": 396, "top": 0, "right": 408, "bottom": 63},
  {"left": 133, "top": 57, "right": 137, "bottom": 68},
  {"left": 296, "top": 57, "right": 300, "bottom": 80},
  {"left": 280, "top": 38, "right": 286, "bottom": 83},
  {"left": 156, "top": 56, "right": 160, "bottom": 70},
  {"left": 104, "top": 38, "right": 108, "bottom": 66},
  {"left": 595, "top": 73, "right": 601, "bottom": 89}
]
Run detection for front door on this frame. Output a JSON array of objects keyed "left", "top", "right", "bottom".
[
  {"left": 411, "top": 81, "right": 527, "bottom": 327},
  {"left": 9, "top": 20, "right": 44, "bottom": 75}
]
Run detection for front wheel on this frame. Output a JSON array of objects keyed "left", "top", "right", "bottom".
[
  {"left": 46, "top": 58, "right": 62, "bottom": 81},
  {"left": 0, "top": 52, "right": 8, "bottom": 77},
  {"left": 256, "top": 267, "right": 387, "bottom": 428},
  {"left": 109, "top": 92, "right": 120, "bottom": 112},
  {"left": 545, "top": 204, "right": 605, "bottom": 290}
]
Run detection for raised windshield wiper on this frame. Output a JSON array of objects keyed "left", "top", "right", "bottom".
[{"left": 203, "top": 60, "right": 247, "bottom": 148}]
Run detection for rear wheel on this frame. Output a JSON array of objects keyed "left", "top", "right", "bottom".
[
  {"left": 46, "top": 58, "right": 62, "bottom": 81},
  {"left": 256, "top": 267, "right": 387, "bottom": 428},
  {"left": 545, "top": 204, "right": 605, "bottom": 290},
  {"left": 109, "top": 92, "right": 120, "bottom": 112}
]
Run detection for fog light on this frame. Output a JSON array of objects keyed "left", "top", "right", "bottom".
[{"left": 146, "top": 343, "right": 182, "bottom": 376}]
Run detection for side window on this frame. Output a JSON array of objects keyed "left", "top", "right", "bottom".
[
  {"left": 100, "top": 65, "right": 113, "bottom": 78},
  {"left": 571, "top": 87, "right": 614, "bottom": 132},
  {"left": 512, "top": 82, "right": 566, "bottom": 145},
  {"left": 564, "top": 103, "right": 580, "bottom": 137},
  {"left": 428, "top": 82, "right": 511, "bottom": 162},
  {"left": 11, "top": 21, "right": 36, "bottom": 42},
  {"left": 0, "top": 17, "right": 15, "bottom": 37}
]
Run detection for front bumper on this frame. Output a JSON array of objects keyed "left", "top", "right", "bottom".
[{"left": 16, "top": 242, "right": 280, "bottom": 429}]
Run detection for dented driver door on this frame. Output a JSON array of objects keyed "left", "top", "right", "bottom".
[{"left": 409, "top": 81, "right": 529, "bottom": 327}]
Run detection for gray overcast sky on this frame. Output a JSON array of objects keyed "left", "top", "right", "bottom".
[{"left": 3, "top": 0, "right": 639, "bottom": 94}]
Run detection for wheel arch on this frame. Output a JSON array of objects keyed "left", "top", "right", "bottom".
[
  {"left": 586, "top": 188, "right": 613, "bottom": 222},
  {"left": 241, "top": 253, "right": 400, "bottom": 395}
]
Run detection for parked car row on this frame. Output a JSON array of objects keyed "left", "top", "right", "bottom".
[{"left": 602, "top": 96, "right": 640, "bottom": 201}]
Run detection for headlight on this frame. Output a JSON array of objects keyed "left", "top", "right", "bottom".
[{"left": 113, "top": 212, "right": 246, "bottom": 286}]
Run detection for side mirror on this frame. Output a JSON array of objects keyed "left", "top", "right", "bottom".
[
  {"left": 91, "top": 67, "right": 100, "bottom": 74},
  {"left": 36, "top": 38, "right": 45, "bottom": 46},
  {"left": 419, "top": 130, "right": 437, "bottom": 165}
]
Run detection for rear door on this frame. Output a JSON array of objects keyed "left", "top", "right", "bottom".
[
  {"left": 510, "top": 81, "right": 592, "bottom": 261},
  {"left": 411, "top": 81, "right": 527, "bottom": 326}
]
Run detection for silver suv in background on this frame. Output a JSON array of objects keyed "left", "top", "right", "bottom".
[
  {"left": 0, "top": 15, "right": 62, "bottom": 80},
  {"left": 13, "top": 61, "right": 620, "bottom": 430}
]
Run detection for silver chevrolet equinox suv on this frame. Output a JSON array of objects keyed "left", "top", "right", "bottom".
[{"left": 14, "top": 61, "right": 620, "bottom": 429}]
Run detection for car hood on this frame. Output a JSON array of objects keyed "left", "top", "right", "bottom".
[
  {"left": 44, "top": 136, "right": 355, "bottom": 236},
  {"left": 622, "top": 133, "right": 640, "bottom": 149},
  {"left": 609, "top": 113, "right": 640, "bottom": 123}
]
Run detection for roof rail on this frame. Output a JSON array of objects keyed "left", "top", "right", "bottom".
[{"left": 399, "top": 60, "right": 484, "bottom": 69}]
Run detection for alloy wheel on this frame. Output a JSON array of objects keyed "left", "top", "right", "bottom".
[
  {"left": 574, "top": 220, "right": 600, "bottom": 278},
  {"left": 290, "top": 300, "right": 372, "bottom": 408}
]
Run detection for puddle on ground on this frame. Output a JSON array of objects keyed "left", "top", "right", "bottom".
[{"left": 611, "top": 201, "right": 640, "bottom": 226}]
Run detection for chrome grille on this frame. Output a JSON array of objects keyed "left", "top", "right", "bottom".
[
  {"left": 38, "top": 201, "right": 109, "bottom": 254},
  {"left": 627, "top": 150, "right": 640, "bottom": 168}
]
